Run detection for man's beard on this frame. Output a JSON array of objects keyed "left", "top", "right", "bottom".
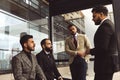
[
  {"left": 27, "top": 45, "right": 35, "bottom": 51},
  {"left": 71, "top": 32, "right": 76, "bottom": 35},
  {"left": 45, "top": 47, "right": 52, "bottom": 52},
  {"left": 95, "top": 18, "right": 101, "bottom": 25}
]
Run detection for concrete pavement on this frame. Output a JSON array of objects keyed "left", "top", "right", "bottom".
[{"left": 0, "top": 61, "right": 120, "bottom": 80}]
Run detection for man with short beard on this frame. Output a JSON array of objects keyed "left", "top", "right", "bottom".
[
  {"left": 12, "top": 35, "right": 47, "bottom": 80},
  {"left": 65, "top": 25, "right": 91, "bottom": 80},
  {"left": 90, "top": 5, "right": 119, "bottom": 80},
  {"left": 36, "top": 38, "right": 63, "bottom": 80}
]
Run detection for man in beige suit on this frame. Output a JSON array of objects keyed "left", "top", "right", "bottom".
[
  {"left": 65, "top": 25, "right": 91, "bottom": 80},
  {"left": 12, "top": 34, "right": 47, "bottom": 80}
]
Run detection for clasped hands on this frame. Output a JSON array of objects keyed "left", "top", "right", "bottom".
[{"left": 77, "top": 50, "right": 88, "bottom": 57}]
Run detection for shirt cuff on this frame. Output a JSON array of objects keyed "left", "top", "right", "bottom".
[{"left": 75, "top": 51, "right": 78, "bottom": 55}]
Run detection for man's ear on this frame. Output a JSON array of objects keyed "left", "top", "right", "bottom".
[
  {"left": 24, "top": 43, "right": 27, "bottom": 48},
  {"left": 42, "top": 45, "right": 45, "bottom": 49},
  {"left": 100, "top": 12, "right": 104, "bottom": 16}
]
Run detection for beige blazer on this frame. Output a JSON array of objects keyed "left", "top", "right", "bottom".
[
  {"left": 65, "top": 34, "right": 91, "bottom": 64},
  {"left": 12, "top": 51, "right": 47, "bottom": 80}
]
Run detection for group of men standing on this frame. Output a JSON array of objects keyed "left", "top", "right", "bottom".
[
  {"left": 65, "top": 5, "right": 119, "bottom": 80},
  {"left": 12, "top": 5, "right": 119, "bottom": 80}
]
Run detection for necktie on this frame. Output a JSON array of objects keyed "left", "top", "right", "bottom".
[{"left": 73, "top": 35, "right": 77, "bottom": 48}]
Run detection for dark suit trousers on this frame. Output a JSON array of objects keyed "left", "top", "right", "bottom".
[
  {"left": 94, "top": 73, "right": 113, "bottom": 80},
  {"left": 70, "top": 55, "right": 87, "bottom": 80}
]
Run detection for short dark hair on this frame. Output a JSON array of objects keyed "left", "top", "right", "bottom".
[
  {"left": 20, "top": 35, "right": 33, "bottom": 48},
  {"left": 41, "top": 38, "right": 50, "bottom": 47},
  {"left": 67, "top": 24, "right": 76, "bottom": 29},
  {"left": 92, "top": 5, "right": 108, "bottom": 16}
]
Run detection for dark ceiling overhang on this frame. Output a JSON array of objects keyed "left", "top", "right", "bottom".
[{"left": 49, "top": 0, "right": 112, "bottom": 16}]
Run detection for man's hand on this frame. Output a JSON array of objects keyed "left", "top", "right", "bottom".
[
  {"left": 58, "top": 76, "right": 63, "bottom": 80},
  {"left": 77, "top": 51, "right": 86, "bottom": 57}
]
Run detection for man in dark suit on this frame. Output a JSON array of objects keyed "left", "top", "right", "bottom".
[
  {"left": 12, "top": 35, "right": 47, "bottom": 80},
  {"left": 90, "top": 5, "right": 119, "bottom": 80},
  {"left": 36, "top": 38, "right": 63, "bottom": 80}
]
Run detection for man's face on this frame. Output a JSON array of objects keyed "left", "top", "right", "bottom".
[
  {"left": 69, "top": 26, "right": 77, "bottom": 35},
  {"left": 92, "top": 12, "right": 102, "bottom": 25},
  {"left": 44, "top": 40, "right": 52, "bottom": 52},
  {"left": 25, "top": 38, "right": 35, "bottom": 51}
]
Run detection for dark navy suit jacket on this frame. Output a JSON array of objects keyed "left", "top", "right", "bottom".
[
  {"left": 36, "top": 50, "right": 61, "bottom": 80},
  {"left": 90, "top": 19, "right": 119, "bottom": 73}
]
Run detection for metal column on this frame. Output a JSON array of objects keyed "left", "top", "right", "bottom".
[{"left": 112, "top": 0, "right": 120, "bottom": 70}]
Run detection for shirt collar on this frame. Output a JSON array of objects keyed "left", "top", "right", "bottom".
[
  {"left": 44, "top": 50, "right": 50, "bottom": 55},
  {"left": 73, "top": 33, "right": 78, "bottom": 37},
  {"left": 100, "top": 17, "right": 108, "bottom": 26}
]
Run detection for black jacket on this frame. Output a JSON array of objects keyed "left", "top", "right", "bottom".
[
  {"left": 36, "top": 50, "right": 61, "bottom": 80},
  {"left": 90, "top": 19, "right": 119, "bottom": 73}
]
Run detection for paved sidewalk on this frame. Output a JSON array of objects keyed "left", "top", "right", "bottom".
[
  {"left": 0, "top": 66, "right": 120, "bottom": 80},
  {"left": 0, "top": 74, "right": 14, "bottom": 80},
  {"left": 58, "top": 66, "right": 120, "bottom": 80}
]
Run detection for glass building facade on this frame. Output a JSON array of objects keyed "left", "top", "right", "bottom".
[
  {"left": 0, "top": 0, "right": 49, "bottom": 72},
  {"left": 0, "top": 0, "right": 86, "bottom": 73},
  {"left": 0, "top": 0, "right": 87, "bottom": 72}
]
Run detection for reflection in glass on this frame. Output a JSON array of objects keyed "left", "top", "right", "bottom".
[{"left": 0, "top": 9, "right": 49, "bottom": 72}]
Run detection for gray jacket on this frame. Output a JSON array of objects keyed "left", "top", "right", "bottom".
[{"left": 12, "top": 51, "right": 47, "bottom": 80}]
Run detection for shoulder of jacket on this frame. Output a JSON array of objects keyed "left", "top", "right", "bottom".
[
  {"left": 103, "top": 19, "right": 113, "bottom": 25},
  {"left": 12, "top": 52, "right": 23, "bottom": 60},
  {"left": 77, "top": 33, "right": 86, "bottom": 37},
  {"left": 36, "top": 51, "right": 44, "bottom": 57},
  {"left": 65, "top": 36, "right": 71, "bottom": 40}
]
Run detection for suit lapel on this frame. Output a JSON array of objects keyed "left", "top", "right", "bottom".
[
  {"left": 21, "top": 51, "right": 32, "bottom": 67},
  {"left": 31, "top": 54, "right": 35, "bottom": 69},
  {"left": 77, "top": 35, "right": 80, "bottom": 48}
]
